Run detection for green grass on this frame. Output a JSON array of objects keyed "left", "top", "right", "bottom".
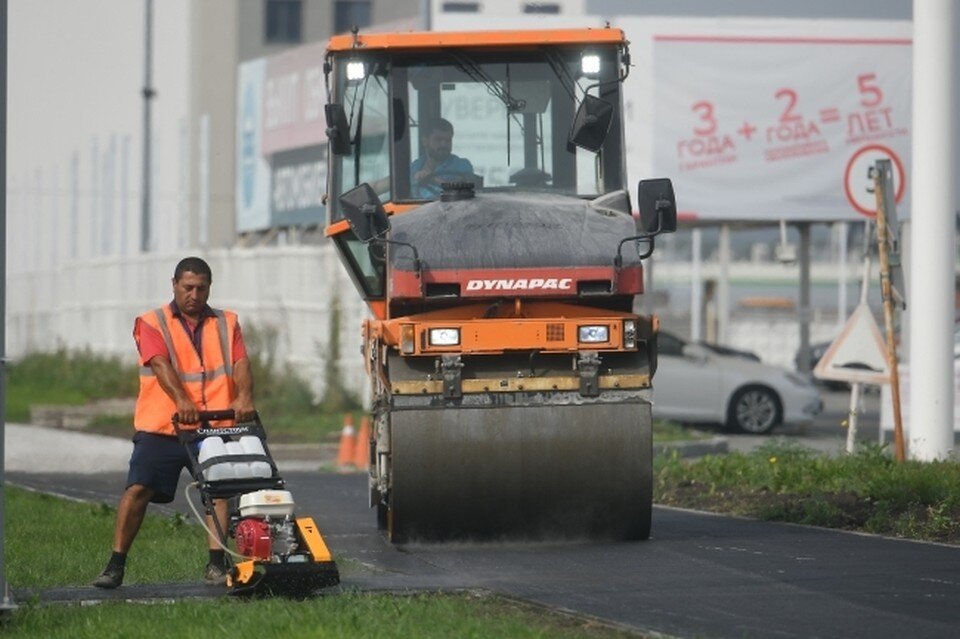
[
  {"left": 4, "top": 349, "right": 138, "bottom": 422},
  {"left": 5, "top": 487, "right": 207, "bottom": 588},
  {"left": 654, "top": 441, "right": 960, "bottom": 543},
  {"left": 652, "top": 420, "right": 712, "bottom": 443},
  {"left": 3, "top": 487, "right": 634, "bottom": 639},
  {"left": 5, "top": 593, "right": 632, "bottom": 639}
]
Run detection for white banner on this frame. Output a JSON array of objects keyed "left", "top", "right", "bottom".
[
  {"left": 236, "top": 59, "right": 272, "bottom": 232},
  {"left": 653, "top": 35, "right": 912, "bottom": 221}
]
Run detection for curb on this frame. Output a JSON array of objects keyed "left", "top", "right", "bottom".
[{"left": 654, "top": 436, "right": 728, "bottom": 458}]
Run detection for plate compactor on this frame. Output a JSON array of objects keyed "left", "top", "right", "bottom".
[{"left": 174, "top": 410, "right": 339, "bottom": 597}]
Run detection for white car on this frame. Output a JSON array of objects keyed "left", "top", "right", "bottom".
[{"left": 652, "top": 331, "right": 823, "bottom": 434}]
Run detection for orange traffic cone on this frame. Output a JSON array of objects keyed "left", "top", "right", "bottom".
[
  {"left": 335, "top": 414, "right": 356, "bottom": 471},
  {"left": 353, "top": 416, "right": 372, "bottom": 470}
]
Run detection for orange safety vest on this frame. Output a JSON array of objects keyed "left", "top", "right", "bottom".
[{"left": 133, "top": 305, "right": 239, "bottom": 435}]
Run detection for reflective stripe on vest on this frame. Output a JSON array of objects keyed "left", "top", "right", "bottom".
[
  {"left": 139, "top": 309, "right": 233, "bottom": 383},
  {"left": 134, "top": 305, "right": 238, "bottom": 435}
]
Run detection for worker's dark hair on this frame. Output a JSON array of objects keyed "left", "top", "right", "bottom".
[
  {"left": 422, "top": 117, "right": 454, "bottom": 137},
  {"left": 174, "top": 256, "right": 212, "bottom": 282}
]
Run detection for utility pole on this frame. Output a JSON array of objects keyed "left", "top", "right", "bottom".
[
  {"left": 797, "top": 222, "right": 813, "bottom": 374},
  {"left": 0, "top": 0, "right": 17, "bottom": 613},
  {"left": 421, "top": 0, "right": 431, "bottom": 30},
  {"left": 909, "top": 0, "right": 957, "bottom": 460},
  {"left": 140, "top": 0, "right": 154, "bottom": 253}
]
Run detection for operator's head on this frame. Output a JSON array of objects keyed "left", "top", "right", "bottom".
[
  {"left": 172, "top": 256, "right": 212, "bottom": 319},
  {"left": 422, "top": 118, "right": 455, "bottom": 164}
]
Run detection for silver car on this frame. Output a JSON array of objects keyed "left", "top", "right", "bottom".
[{"left": 652, "top": 331, "right": 823, "bottom": 434}]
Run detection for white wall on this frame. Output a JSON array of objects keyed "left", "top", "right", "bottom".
[
  {"left": 7, "top": 0, "right": 191, "bottom": 269},
  {"left": 5, "top": 247, "right": 371, "bottom": 402}
]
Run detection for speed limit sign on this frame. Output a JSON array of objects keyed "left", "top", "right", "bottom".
[{"left": 843, "top": 144, "right": 906, "bottom": 217}]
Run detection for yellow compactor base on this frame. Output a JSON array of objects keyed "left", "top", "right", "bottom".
[{"left": 225, "top": 517, "right": 340, "bottom": 597}]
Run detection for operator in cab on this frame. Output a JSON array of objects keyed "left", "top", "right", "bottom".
[{"left": 410, "top": 118, "right": 475, "bottom": 198}]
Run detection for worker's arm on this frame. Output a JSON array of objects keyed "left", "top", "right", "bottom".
[
  {"left": 229, "top": 356, "right": 256, "bottom": 423},
  {"left": 148, "top": 355, "right": 200, "bottom": 424}
]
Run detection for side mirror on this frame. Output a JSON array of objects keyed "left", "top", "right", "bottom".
[
  {"left": 568, "top": 95, "right": 613, "bottom": 153},
  {"left": 325, "top": 103, "right": 352, "bottom": 156},
  {"left": 339, "top": 184, "right": 390, "bottom": 242},
  {"left": 637, "top": 178, "right": 677, "bottom": 235}
]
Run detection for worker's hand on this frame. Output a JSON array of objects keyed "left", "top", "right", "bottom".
[
  {"left": 415, "top": 159, "right": 438, "bottom": 184},
  {"left": 230, "top": 397, "right": 257, "bottom": 424},
  {"left": 175, "top": 399, "right": 200, "bottom": 425}
]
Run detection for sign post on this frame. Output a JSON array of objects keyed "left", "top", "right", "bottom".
[{"left": 874, "top": 159, "right": 906, "bottom": 461}]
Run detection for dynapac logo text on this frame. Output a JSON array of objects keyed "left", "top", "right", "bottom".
[{"left": 465, "top": 278, "right": 573, "bottom": 291}]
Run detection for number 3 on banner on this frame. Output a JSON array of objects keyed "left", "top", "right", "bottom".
[{"left": 691, "top": 100, "right": 717, "bottom": 136}]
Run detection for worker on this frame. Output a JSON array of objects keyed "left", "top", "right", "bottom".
[
  {"left": 410, "top": 118, "right": 475, "bottom": 198},
  {"left": 92, "top": 256, "right": 256, "bottom": 589}
]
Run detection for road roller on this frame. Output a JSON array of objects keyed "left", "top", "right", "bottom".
[{"left": 322, "top": 27, "right": 676, "bottom": 542}]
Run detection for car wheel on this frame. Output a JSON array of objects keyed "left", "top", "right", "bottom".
[{"left": 727, "top": 386, "right": 781, "bottom": 434}]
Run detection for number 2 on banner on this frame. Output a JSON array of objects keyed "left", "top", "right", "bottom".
[
  {"left": 691, "top": 100, "right": 717, "bottom": 136},
  {"left": 776, "top": 88, "right": 802, "bottom": 122}
]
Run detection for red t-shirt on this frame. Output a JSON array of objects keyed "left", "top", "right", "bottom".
[{"left": 136, "top": 316, "right": 248, "bottom": 366}]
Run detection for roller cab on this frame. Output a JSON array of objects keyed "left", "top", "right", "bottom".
[{"left": 322, "top": 28, "right": 676, "bottom": 542}]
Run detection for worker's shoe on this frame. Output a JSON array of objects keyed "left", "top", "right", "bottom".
[
  {"left": 203, "top": 562, "right": 228, "bottom": 585},
  {"left": 92, "top": 565, "right": 124, "bottom": 589}
]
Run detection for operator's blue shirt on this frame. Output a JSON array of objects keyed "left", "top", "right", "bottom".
[{"left": 410, "top": 154, "right": 474, "bottom": 198}]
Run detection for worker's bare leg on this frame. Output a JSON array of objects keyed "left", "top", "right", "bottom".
[
  {"left": 207, "top": 498, "right": 230, "bottom": 549},
  {"left": 113, "top": 483, "right": 155, "bottom": 553}
]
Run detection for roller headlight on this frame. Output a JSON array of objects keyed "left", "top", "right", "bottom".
[
  {"left": 400, "top": 325, "right": 416, "bottom": 354},
  {"left": 578, "top": 325, "right": 609, "bottom": 344},
  {"left": 428, "top": 328, "right": 460, "bottom": 346},
  {"left": 623, "top": 320, "right": 637, "bottom": 349}
]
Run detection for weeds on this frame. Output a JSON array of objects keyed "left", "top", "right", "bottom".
[
  {"left": 4, "top": 347, "right": 137, "bottom": 422},
  {"left": 654, "top": 441, "right": 960, "bottom": 544}
]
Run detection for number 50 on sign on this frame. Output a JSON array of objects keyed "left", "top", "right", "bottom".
[{"left": 844, "top": 144, "right": 906, "bottom": 217}]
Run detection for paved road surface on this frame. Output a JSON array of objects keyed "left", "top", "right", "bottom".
[
  {"left": 8, "top": 467, "right": 960, "bottom": 639},
  {"left": 6, "top": 396, "right": 960, "bottom": 638}
]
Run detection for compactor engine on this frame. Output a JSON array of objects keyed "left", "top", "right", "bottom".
[{"left": 323, "top": 27, "right": 676, "bottom": 542}]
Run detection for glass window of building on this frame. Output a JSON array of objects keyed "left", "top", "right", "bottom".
[
  {"left": 442, "top": 2, "right": 481, "bottom": 11},
  {"left": 265, "top": 0, "right": 303, "bottom": 44},
  {"left": 334, "top": 1, "right": 372, "bottom": 35}
]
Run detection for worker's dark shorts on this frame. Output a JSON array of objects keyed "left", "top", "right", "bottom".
[{"left": 126, "top": 432, "right": 196, "bottom": 504}]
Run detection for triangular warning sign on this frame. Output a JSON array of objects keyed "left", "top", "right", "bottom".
[{"left": 814, "top": 303, "right": 891, "bottom": 385}]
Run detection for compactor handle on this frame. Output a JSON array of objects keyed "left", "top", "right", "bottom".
[
  {"left": 171, "top": 409, "right": 261, "bottom": 428},
  {"left": 197, "top": 409, "right": 240, "bottom": 422}
]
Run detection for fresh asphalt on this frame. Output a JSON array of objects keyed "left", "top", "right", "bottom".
[{"left": 6, "top": 390, "right": 960, "bottom": 638}]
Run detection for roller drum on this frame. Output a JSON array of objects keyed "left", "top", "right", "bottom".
[{"left": 388, "top": 401, "right": 652, "bottom": 542}]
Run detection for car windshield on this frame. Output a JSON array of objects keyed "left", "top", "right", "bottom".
[{"left": 328, "top": 45, "right": 625, "bottom": 216}]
